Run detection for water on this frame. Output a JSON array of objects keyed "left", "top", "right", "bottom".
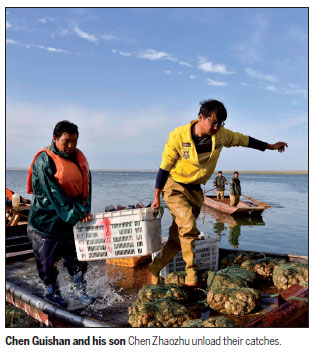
[
  {"left": 6, "top": 169, "right": 308, "bottom": 256},
  {"left": 6, "top": 169, "right": 308, "bottom": 326},
  {"left": 6, "top": 170, "right": 308, "bottom": 255}
]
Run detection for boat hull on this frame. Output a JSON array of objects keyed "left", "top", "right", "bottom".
[
  {"left": 203, "top": 195, "right": 266, "bottom": 215},
  {"left": 6, "top": 224, "right": 34, "bottom": 262}
]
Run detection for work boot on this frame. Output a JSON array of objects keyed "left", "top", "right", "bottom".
[
  {"left": 184, "top": 273, "right": 199, "bottom": 287},
  {"left": 149, "top": 237, "right": 181, "bottom": 285},
  {"left": 72, "top": 271, "right": 96, "bottom": 306},
  {"left": 44, "top": 284, "right": 68, "bottom": 309},
  {"left": 148, "top": 263, "right": 161, "bottom": 285},
  {"left": 180, "top": 239, "right": 199, "bottom": 287}
]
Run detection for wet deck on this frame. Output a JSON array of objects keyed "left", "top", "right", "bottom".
[{"left": 6, "top": 256, "right": 296, "bottom": 328}]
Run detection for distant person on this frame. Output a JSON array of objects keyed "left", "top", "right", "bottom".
[
  {"left": 213, "top": 171, "right": 228, "bottom": 200},
  {"left": 150, "top": 99, "right": 288, "bottom": 287},
  {"left": 230, "top": 171, "right": 241, "bottom": 207},
  {"left": 26, "top": 120, "right": 95, "bottom": 308}
]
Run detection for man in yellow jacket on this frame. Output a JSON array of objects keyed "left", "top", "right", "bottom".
[{"left": 150, "top": 99, "right": 287, "bottom": 286}]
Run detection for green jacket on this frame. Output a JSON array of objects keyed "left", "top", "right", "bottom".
[
  {"left": 28, "top": 141, "right": 91, "bottom": 235},
  {"left": 230, "top": 177, "right": 241, "bottom": 196},
  {"left": 213, "top": 176, "right": 228, "bottom": 191}
]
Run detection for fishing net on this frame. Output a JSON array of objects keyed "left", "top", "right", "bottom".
[
  {"left": 207, "top": 266, "right": 256, "bottom": 290},
  {"left": 220, "top": 251, "right": 265, "bottom": 269},
  {"left": 181, "top": 316, "right": 235, "bottom": 328},
  {"left": 206, "top": 287, "right": 261, "bottom": 316},
  {"left": 6, "top": 303, "right": 43, "bottom": 327},
  {"left": 165, "top": 271, "right": 209, "bottom": 289},
  {"left": 128, "top": 299, "right": 192, "bottom": 327},
  {"left": 272, "top": 263, "right": 308, "bottom": 291},
  {"left": 137, "top": 284, "right": 190, "bottom": 303},
  {"left": 241, "top": 257, "right": 287, "bottom": 281},
  {"left": 202, "top": 316, "right": 236, "bottom": 327},
  {"left": 165, "top": 272, "right": 186, "bottom": 285}
]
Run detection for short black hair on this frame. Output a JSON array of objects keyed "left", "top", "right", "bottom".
[
  {"left": 199, "top": 99, "right": 227, "bottom": 122},
  {"left": 218, "top": 171, "right": 222, "bottom": 174},
  {"left": 53, "top": 120, "right": 79, "bottom": 139}
]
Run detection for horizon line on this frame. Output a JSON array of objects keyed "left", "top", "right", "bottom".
[{"left": 6, "top": 167, "right": 308, "bottom": 175}]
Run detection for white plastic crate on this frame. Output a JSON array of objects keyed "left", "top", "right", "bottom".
[
  {"left": 73, "top": 207, "right": 162, "bottom": 261},
  {"left": 152, "top": 233, "right": 220, "bottom": 279}
]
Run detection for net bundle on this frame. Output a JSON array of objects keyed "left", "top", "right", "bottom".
[
  {"left": 206, "top": 286, "right": 261, "bottom": 316},
  {"left": 181, "top": 316, "right": 235, "bottom": 328},
  {"left": 6, "top": 303, "right": 41, "bottom": 327},
  {"left": 137, "top": 284, "right": 190, "bottom": 303},
  {"left": 241, "top": 257, "right": 287, "bottom": 281},
  {"left": 128, "top": 298, "right": 192, "bottom": 327},
  {"left": 165, "top": 271, "right": 209, "bottom": 289},
  {"left": 220, "top": 251, "right": 265, "bottom": 269},
  {"left": 207, "top": 266, "right": 256, "bottom": 290},
  {"left": 272, "top": 263, "right": 308, "bottom": 291},
  {"left": 165, "top": 271, "right": 186, "bottom": 285}
]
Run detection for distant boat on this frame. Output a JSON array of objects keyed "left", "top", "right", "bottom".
[{"left": 203, "top": 194, "right": 271, "bottom": 215}]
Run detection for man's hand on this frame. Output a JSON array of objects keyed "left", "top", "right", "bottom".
[
  {"left": 267, "top": 142, "right": 288, "bottom": 153},
  {"left": 81, "top": 213, "right": 91, "bottom": 223},
  {"left": 151, "top": 188, "right": 162, "bottom": 208}
]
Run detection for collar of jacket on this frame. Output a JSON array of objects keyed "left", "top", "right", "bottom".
[
  {"left": 50, "top": 140, "right": 77, "bottom": 162},
  {"left": 185, "top": 120, "right": 217, "bottom": 154}
]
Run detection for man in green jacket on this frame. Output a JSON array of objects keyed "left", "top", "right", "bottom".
[
  {"left": 230, "top": 171, "right": 241, "bottom": 207},
  {"left": 27, "top": 120, "right": 95, "bottom": 308},
  {"left": 213, "top": 171, "right": 228, "bottom": 200},
  {"left": 150, "top": 99, "right": 288, "bottom": 287}
]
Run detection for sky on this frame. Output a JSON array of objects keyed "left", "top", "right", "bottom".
[{"left": 5, "top": 7, "right": 308, "bottom": 170}]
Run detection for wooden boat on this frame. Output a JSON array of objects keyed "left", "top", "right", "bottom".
[
  {"left": 5, "top": 248, "right": 308, "bottom": 328},
  {"left": 6, "top": 192, "right": 34, "bottom": 262},
  {"left": 203, "top": 194, "right": 271, "bottom": 215},
  {"left": 200, "top": 204, "right": 265, "bottom": 226},
  {"left": 6, "top": 223, "right": 34, "bottom": 262}
]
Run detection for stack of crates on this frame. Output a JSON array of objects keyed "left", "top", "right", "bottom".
[
  {"left": 152, "top": 234, "right": 220, "bottom": 279},
  {"left": 73, "top": 208, "right": 162, "bottom": 261}
]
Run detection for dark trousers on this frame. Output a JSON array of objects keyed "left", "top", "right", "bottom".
[{"left": 27, "top": 226, "right": 87, "bottom": 286}]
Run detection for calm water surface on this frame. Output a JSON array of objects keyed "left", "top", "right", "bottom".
[{"left": 6, "top": 170, "right": 308, "bottom": 256}]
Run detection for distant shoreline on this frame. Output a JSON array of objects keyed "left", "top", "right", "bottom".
[{"left": 6, "top": 167, "right": 308, "bottom": 175}]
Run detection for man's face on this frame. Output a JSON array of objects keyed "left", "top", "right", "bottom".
[
  {"left": 53, "top": 132, "right": 78, "bottom": 155},
  {"left": 218, "top": 173, "right": 222, "bottom": 178},
  {"left": 234, "top": 173, "right": 239, "bottom": 179},
  {"left": 199, "top": 113, "right": 222, "bottom": 135}
]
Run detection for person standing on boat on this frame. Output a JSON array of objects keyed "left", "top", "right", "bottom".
[
  {"left": 213, "top": 171, "right": 228, "bottom": 200},
  {"left": 230, "top": 171, "right": 241, "bottom": 207},
  {"left": 149, "top": 99, "right": 288, "bottom": 287},
  {"left": 26, "top": 120, "right": 95, "bottom": 309}
]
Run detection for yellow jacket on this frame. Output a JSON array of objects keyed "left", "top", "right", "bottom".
[{"left": 160, "top": 120, "right": 249, "bottom": 185}]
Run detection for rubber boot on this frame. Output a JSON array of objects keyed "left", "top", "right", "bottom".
[
  {"left": 149, "top": 238, "right": 181, "bottom": 285},
  {"left": 180, "top": 239, "right": 198, "bottom": 287},
  {"left": 44, "top": 284, "right": 68, "bottom": 309},
  {"left": 73, "top": 271, "right": 96, "bottom": 306}
]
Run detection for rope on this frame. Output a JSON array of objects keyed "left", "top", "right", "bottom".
[
  {"left": 288, "top": 296, "right": 308, "bottom": 303},
  {"left": 206, "top": 270, "right": 217, "bottom": 290}
]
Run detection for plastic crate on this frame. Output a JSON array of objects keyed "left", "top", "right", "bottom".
[
  {"left": 73, "top": 207, "right": 162, "bottom": 261},
  {"left": 105, "top": 255, "right": 151, "bottom": 268},
  {"left": 152, "top": 234, "right": 220, "bottom": 279}
]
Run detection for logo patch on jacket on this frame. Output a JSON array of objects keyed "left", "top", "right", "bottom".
[
  {"left": 183, "top": 151, "right": 190, "bottom": 159},
  {"left": 215, "top": 142, "right": 222, "bottom": 150},
  {"left": 182, "top": 142, "right": 191, "bottom": 147}
]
